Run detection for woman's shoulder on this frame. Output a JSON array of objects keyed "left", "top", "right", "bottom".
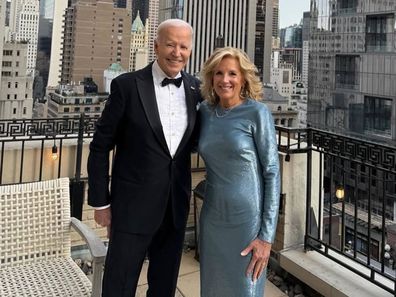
[
  {"left": 246, "top": 98, "right": 271, "bottom": 115},
  {"left": 198, "top": 100, "right": 212, "bottom": 112}
]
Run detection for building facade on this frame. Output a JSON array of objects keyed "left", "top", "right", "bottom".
[
  {"left": 302, "top": 11, "right": 310, "bottom": 87},
  {"left": 308, "top": 0, "right": 396, "bottom": 143},
  {"left": 147, "top": 0, "right": 159, "bottom": 63},
  {"left": 47, "top": 0, "right": 68, "bottom": 88},
  {"left": 60, "top": 0, "right": 131, "bottom": 92},
  {"left": 8, "top": 0, "right": 40, "bottom": 76},
  {"left": 255, "top": 0, "right": 274, "bottom": 83},
  {"left": 47, "top": 78, "right": 106, "bottom": 118},
  {"left": 0, "top": 0, "right": 6, "bottom": 85},
  {"left": 159, "top": 0, "right": 257, "bottom": 76},
  {"left": 129, "top": 11, "right": 149, "bottom": 71},
  {"left": 0, "top": 42, "right": 33, "bottom": 119}
]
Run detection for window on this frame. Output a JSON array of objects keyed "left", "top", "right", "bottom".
[
  {"left": 335, "top": 55, "right": 359, "bottom": 89},
  {"left": 8, "top": 82, "right": 11, "bottom": 88},
  {"left": 7, "top": 94, "right": 10, "bottom": 99},
  {"left": 84, "top": 107, "right": 90, "bottom": 112},
  {"left": 2, "top": 71, "right": 11, "bottom": 76},
  {"left": 23, "top": 107, "right": 26, "bottom": 114},
  {"left": 15, "top": 82, "right": 18, "bottom": 88},
  {"left": 16, "top": 50, "right": 20, "bottom": 56},
  {"left": 14, "top": 94, "right": 17, "bottom": 99},
  {"left": 3, "top": 50, "right": 12, "bottom": 56},
  {"left": 2, "top": 61, "right": 11, "bottom": 67},
  {"left": 13, "top": 108, "right": 16, "bottom": 114},
  {"left": 366, "top": 14, "right": 395, "bottom": 52},
  {"left": 364, "top": 96, "right": 392, "bottom": 137},
  {"left": 64, "top": 107, "right": 70, "bottom": 112},
  {"left": 74, "top": 107, "right": 80, "bottom": 112}
]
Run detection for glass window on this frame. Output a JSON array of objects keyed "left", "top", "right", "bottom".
[
  {"left": 366, "top": 14, "right": 395, "bottom": 52},
  {"left": 364, "top": 96, "right": 392, "bottom": 137},
  {"left": 335, "top": 55, "right": 359, "bottom": 89}
]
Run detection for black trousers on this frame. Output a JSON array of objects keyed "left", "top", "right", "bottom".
[{"left": 102, "top": 202, "right": 185, "bottom": 297}]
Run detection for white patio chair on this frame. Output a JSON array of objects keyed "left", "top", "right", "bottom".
[{"left": 0, "top": 178, "right": 107, "bottom": 297}]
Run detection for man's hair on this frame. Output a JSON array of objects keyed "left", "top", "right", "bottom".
[{"left": 155, "top": 19, "right": 194, "bottom": 42}]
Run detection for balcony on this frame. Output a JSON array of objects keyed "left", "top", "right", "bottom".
[{"left": 0, "top": 115, "right": 395, "bottom": 297}]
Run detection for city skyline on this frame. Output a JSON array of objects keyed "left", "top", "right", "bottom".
[{"left": 279, "top": 0, "right": 309, "bottom": 28}]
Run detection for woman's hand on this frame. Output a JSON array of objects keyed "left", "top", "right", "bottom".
[{"left": 241, "top": 238, "right": 272, "bottom": 282}]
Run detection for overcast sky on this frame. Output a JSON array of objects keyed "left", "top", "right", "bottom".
[{"left": 279, "top": 0, "right": 310, "bottom": 28}]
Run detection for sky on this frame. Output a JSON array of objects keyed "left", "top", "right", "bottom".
[{"left": 279, "top": 0, "right": 310, "bottom": 28}]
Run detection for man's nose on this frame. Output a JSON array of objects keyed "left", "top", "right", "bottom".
[{"left": 172, "top": 46, "right": 181, "bottom": 56}]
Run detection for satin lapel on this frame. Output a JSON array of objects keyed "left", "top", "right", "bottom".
[
  {"left": 174, "top": 74, "right": 197, "bottom": 158},
  {"left": 136, "top": 69, "right": 170, "bottom": 155}
]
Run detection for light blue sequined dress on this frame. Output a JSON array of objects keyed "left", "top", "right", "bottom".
[{"left": 198, "top": 99, "right": 280, "bottom": 297}]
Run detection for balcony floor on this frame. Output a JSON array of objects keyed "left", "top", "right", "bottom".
[{"left": 135, "top": 250, "right": 287, "bottom": 297}]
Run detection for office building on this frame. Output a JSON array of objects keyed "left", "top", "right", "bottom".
[
  {"left": 47, "top": 0, "right": 68, "bottom": 88},
  {"left": 60, "top": 0, "right": 131, "bottom": 92},
  {"left": 302, "top": 11, "right": 310, "bottom": 87},
  {"left": 147, "top": 0, "right": 159, "bottom": 62},
  {"left": 0, "top": 42, "right": 33, "bottom": 119},
  {"left": 308, "top": 0, "right": 396, "bottom": 142},
  {"left": 8, "top": 0, "right": 40, "bottom": 76},
  {"left": 47, "top": 78, "right": 106, "bottom": 118},
  {"left": 129, "top": 12, "right": 149, "bottom": 71},
  {"left": 255, "top": 0, "right": 274, "bottom": 83},
  {"left": 0, "top": 0, "right": 6, "bottom": 85}
]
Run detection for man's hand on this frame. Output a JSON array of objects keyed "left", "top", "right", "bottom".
[
  {"left": 241, "top": 238, "right": 272, "bottom": 282},
  {"left": 94, "top": 207, "right": 112, "bottom": 238}
]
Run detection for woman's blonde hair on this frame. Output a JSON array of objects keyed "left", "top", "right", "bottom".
[{"left": 200, "top": 47, "right": 263, "bottom": 105}]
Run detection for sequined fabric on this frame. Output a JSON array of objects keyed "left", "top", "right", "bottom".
[{"left": 198, "top": 99, "right": 280, "bottom": 297}]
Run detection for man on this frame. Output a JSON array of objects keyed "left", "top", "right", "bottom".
[{"left": 87, "top": 19, "right": 201, "bottom": 297}]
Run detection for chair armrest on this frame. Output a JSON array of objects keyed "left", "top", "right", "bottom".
[
  {"left": 71, "top": 217, "right": 107, "bottom": 260},
  {"left": 71, "top": 217, "right": 107, "bottom": 297}
]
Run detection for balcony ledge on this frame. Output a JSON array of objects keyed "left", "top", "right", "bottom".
[{"left": 279, "top": 246, "right": 394, "bottom": 297}]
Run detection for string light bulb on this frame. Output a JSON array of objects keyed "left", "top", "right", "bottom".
[{"left": 51, "top": 144, "right": 58, "bottom": 161}]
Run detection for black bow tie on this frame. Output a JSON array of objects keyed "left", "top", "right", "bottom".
[{"left": 161, "top": 77, "right": 183, "bottom": 88}]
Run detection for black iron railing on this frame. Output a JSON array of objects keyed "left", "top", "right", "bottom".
[
  {"left": 301, "top": 128, "right": 396, "bottom": 296},
  {"left": 0, "top": 117, "right": 395, "bottom": 294}
]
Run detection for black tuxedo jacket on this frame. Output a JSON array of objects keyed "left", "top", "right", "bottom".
[{"left": 88, "top": 63, "right": 201, "bottom": 234}]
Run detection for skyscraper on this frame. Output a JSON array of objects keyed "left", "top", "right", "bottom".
[
  {"left": 255, "top": 0, "right": 274, "bottom": 83},
  {"left": 147, "top": 0, "right": 159, "bottom": 63},
  {"left": 308, "top": 0, "right": 396, "bottom": 143},
  {"left": 47, "top": 0, "right": 68, "bottom": 88},
  {"left": 129, "top": 11, "right": 149, "bottom": 71},
  {"left": 160, "top": 0, "right": 257, "bottom": 76},
  {"left": 8, "top": 0, "right": 40, "bottom": 76},
  {"left": 60, "top": 0, "right": 132, "bottom": 92},
  {"left": 301, "top": 11, "right": 310, "bottom": 87},
  {"left": 0, "top": 0, "right": 6, "bottom": 85}
]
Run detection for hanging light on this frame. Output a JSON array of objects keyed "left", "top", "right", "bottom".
[
  {"left": 335, "top": 185, "right": 344, "bottom": 200},
  {"left": 51, "top": 142, "right": 58, "bottom": 161}
]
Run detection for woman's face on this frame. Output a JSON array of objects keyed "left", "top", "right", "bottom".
[{"left": 212, "top": 57, "right": 245, "bottom": 104}]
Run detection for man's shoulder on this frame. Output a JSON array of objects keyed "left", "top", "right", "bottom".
[
  {"left": 182, "top": 71, "right": 200, "bottom": 86},
  {"left": 114, "top": 64, "right": 152, "bottom": 84}
]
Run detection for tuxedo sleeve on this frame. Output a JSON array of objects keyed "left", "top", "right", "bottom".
[{"left": 87, "top": 78, "right": 126, "bottom": 207}]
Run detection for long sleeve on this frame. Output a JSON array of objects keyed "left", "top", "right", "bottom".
[
  {"left": 253, "top": 104, "right": 281, "bottom": 243},
  {"left": 87, "top": 78, "right": 126, "bottom": 207}
]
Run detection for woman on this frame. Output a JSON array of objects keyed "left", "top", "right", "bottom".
[{"left": 198, "top": 47, "right": 280, "bottom": 297}]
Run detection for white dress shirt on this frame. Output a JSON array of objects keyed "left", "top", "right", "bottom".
[
  {"left": 152, "top": 61, "right": 188, "bottom": 157},
  {"left": 95, "top": 61, "right": 188, "bottom": 210}
]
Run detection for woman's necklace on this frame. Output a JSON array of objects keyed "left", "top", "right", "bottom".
[
  {"left": 214, "top": 100, "right": 244, "bottom": 118},
  {"left": 215, "top": 105, "right": 233, "bottom": 118}
]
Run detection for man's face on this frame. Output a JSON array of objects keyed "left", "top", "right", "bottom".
[{"left": 154, "top": 26, "right": 192, "bottom": 78}]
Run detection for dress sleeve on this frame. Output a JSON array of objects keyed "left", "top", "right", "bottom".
[{"left": 252, "top": 103, "right": 280, "bottom": 243}]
